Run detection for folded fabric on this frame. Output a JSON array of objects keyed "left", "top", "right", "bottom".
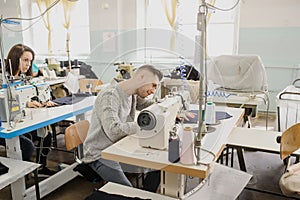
[
  {"left": 184, "top": 110, "right": 232, "bottom": 124},
  {"left": 84, "top": 190, "right": 151, "bottom": 200},
  {"left": 53, "top": 93, "right": 91, "bottom": 106},
  {"left": 279, "top": 162, "right": 300, "bottom": 196}
]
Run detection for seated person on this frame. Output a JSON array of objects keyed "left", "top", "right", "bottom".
[
  {"left": 32, "top": 63, "right": 43, "bottom": 77},
  {"left": 1, "top": 43, "right": 57, "bottom": 176},
  {"left": 82, "top": 65, "right": 164, "bottom": 192}
]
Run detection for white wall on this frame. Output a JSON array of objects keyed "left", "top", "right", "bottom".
[
  {"left": 239, "top": 0, "right": 300, "bottom": 113},
  {"left": 240, "top": 0, "right": 300, "bottom": 27}
]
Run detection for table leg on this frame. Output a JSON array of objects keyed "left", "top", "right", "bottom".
[
  {"left": 236, "top": 147, "right": 247, "bottom": 172},
  {"left": 160, "top": 171, "right": 184, "bottom": 198},
  {"left": 33, "top": 169, "right": 40, "bottom": 200},
  {"left": 6, "top": 137, "right": 26, "bottom": 200}
]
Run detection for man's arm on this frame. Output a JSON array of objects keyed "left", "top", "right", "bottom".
[
  {"left": 95, "top": 91, "right": 138, "bottom": 143},
  {"left": 135, "top": 96, "right": 155, "bottom": 111}
]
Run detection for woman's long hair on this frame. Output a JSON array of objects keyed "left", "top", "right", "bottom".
[{"left": 5, "top": 43, "right": 35, "bottom": 76}]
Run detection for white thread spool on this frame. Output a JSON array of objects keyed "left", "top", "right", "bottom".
[
  {"left": 205, "top": 102, "right": 216, "bottom": 124},
  {"left": 180, "top": 126, "right": 196, "bottom": 165}
]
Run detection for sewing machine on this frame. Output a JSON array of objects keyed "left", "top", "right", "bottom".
[
  {"left": 0, "top": 82, "right": 52, "bottom": 122},
  {"left": 15, "top": 83, "right": 51, "bottom": 108},
  {"left": 137, "top": 92, "right": 190, "bottom": 150},
  {"left": 114, "top": 62, "right": 135, "bottom": 80}
]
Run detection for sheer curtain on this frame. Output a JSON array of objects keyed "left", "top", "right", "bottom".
[
  {"left": 22, "top": 0, "right": 90, "bottom": 59},
  {"left": 36, "top": 0, "right": 56, "bottom": 53}
]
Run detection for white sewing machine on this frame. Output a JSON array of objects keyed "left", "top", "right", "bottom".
[
  {"left": 0, "top": 82, "right": 51, "bottom": 109},
  {"left": 16, "top": 83, "right": 52, "bottom": 109},
  {"left": 137, "top": 92, "right": 190, "bottom": 150}
]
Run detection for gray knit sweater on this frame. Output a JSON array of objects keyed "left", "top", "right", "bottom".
[{"left": 82, "top": 79, "right": 154, "bottom": 163}]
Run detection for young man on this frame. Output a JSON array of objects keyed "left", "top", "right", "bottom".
[{"left": 83, "top": 64, "right": 163, "bottom": 192}]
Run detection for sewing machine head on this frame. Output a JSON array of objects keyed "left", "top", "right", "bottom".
[{"left": 137, "top": 91, "right": 190, "bottom": 150}]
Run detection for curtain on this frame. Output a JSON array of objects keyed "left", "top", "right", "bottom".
[
  {"left": 61, "top": 0, "right": 76, "bottom": 68},
  {"left": 161, "top": 0, "right": 178, "bottom": 50},
  {"left": 36, "top": 0, "right": 56, "bottom": 53}
]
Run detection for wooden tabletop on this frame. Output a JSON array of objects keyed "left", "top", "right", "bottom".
[{"left": 102, "top": 106, "right": 244, "bottom": 179}]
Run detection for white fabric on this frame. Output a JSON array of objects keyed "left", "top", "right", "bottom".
[
  {"left": 276, "top": 85, "right": 300, "bottom": 131},
  {"left": 207, "top": 55, "right": 268, "bottom": 91},
  {"left": 279, "top": 162, "right": 300, "bottom": 196}
]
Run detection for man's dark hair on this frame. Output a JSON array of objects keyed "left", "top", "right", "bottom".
[{"left": 137, "top": 64, "right": 163, "bottom": 81}]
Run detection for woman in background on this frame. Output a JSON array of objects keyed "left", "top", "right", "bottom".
[{"left": 0, "top": 43, "right": 56, "bottom": 176}]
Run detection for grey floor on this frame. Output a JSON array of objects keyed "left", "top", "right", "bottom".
[{"left": 1, "top": 113, "right": 300, "bottom": 200}]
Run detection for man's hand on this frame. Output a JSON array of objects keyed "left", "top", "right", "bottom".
[
  {"left": 177, "top": 111, "right": 197, "bottom": 121},
  {"left": 42, "top": 101, "right": 58, "bottom": 107},
  {"left": 27, "top": 100, "right": 43, "bottom": 108},
  {"left": 183, "top": 111, "right": 197, "bottom": 121},
  {"left": 27, "top": 100, "right": 57, "bottom": 108}
]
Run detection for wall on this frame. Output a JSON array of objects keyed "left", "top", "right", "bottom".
[
  {"left": 88, "top": 0, "right": 137, "bottom": 83},
  {"left": 0, "top": 0, "right": 23, "bottom": 54},
  {"left": 239, "top": 0, "right": 300, "bottom": 112}
]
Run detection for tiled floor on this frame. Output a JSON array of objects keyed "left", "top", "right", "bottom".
[{"left": 1, "top": 112, "right": 300, "bottom": 200}]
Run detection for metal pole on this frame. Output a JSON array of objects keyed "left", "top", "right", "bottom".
[
  {"left": 0, "top": 18, "right": 6, "bottom": 84},
  {"left": 0, "top": 17, "right": 11, "bottom": 125},
  {"left": 195, "top": 0, "right": 208, "bottom": 165}
]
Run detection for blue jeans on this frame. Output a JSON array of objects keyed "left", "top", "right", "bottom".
[
  {"left": 88, "top": 157, "right": 132, "bottom": 187},
  {"left": 88, "top": 157, "right": 161, "bottom": 192}
]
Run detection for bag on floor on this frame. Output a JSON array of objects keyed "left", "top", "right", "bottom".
[{"left": 279, "top": 162, "right": 300, "bottom": 196}]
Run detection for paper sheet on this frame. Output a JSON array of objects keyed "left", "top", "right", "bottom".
[
  {"left": 63, "top": 73, "right": 79, "bottom": 94},
  {"left": 183, "top": 162, "right": 252, "bottom": 200}
]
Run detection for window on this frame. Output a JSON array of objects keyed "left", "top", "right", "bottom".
[
  {"left": 21, "top": 0, "right": 90, "bottom": 60},
  {"left": 136, "top": 0, "right": 240, "bottom": 65}
]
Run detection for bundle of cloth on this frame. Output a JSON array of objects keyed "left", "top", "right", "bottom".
[{"left": 279, "top": 162, "right": 300, "bottom": 196}]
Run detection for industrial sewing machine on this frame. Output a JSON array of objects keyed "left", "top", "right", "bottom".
[
  {"left": 137, "top": 91, "right": 190, "bottom": 150},
  {"left": 114, "top": 62, "right": 135, "bottom": 80},
  {"left": 15, "top": 82, "right": 51, "bottom": 108},
  {"left": 0, "top": 80, "right": 51, "bottom": 122}
]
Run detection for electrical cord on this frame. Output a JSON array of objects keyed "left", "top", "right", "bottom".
[
  {"left": 2, "top": 0, "right": 60, "bottom": 33},
  {"left": 207, "top": 0, "right": 240, "bottom": 12}
]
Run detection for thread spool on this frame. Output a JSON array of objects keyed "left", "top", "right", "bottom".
[
  {"left": 168, "top": 136, "right": 180, "bottom": 163},
  {"left": 180, "top": 126, "right": 196, "bottom": 165},
  {"left": 205, "top": 102, "right": 216, "bottom": 124}
]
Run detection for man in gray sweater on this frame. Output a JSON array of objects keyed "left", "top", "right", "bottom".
[{"left": 83, "top": 64, "right": 163, "bottom": 192}]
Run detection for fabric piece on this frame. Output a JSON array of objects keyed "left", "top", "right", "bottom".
[
  {"left": 279, "top": 163, "right": 300, "bottom": 196},
  {"left": 184, "top": 110, "right": 232, "bottom": 124},
  {"left": 52, "top": 93, "right": 90, "bottom": 106},
  {"left": 207, "top": 55, "right": 268, "bottom": 91},
  {"left": 84, "top": 190, "right": 151, "bottom": 200}
]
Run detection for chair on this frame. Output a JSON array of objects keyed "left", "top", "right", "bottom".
[
  {"left": 65, "top": 120, "right": 145, "bottom": 188},
  {"left": 279, "top": 122, "right": 300, "bottom": 196},
  {"left": 64, "top": 120, "right": 102, "bottom": 182},
  {"left": 279, "top": 122, "right": 300, "bottom": 170}
]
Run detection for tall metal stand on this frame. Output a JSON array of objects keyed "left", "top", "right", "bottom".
[
  {"left": 195, "top": 0, "right": 208, "bottom": 165},
  {"left": 0, "top": 17, "right": 11, "bottom": 126}
]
